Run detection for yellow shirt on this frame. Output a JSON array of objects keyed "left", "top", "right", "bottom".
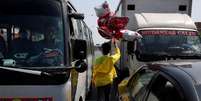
[{"left": 93, "top": 47, "right": 121, "bottom": 87}]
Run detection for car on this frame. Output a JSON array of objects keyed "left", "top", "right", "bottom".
[{"left": 118, "top": 60, "right": 201, "bottom": 101}]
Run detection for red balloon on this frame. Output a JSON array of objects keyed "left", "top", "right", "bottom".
[{"left": 97, "top": 13, "right": 129, "bottom": 39}]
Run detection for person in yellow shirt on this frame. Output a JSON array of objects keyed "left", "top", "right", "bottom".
[{"left": 93, "top": 39, "right": 120, "bottom": 101}]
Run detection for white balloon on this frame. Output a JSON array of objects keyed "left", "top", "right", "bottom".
[
  {"left": 94, "top": 1, "right": 110, "bottom": 17},
  {"left": 121, "top": 29, "right": 142, "bottom": 41}
]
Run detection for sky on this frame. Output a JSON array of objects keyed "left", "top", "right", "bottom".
[
  {"left": 192, "top": 0, "right": 201, "bottom": 21},
  {"left": 71, "top": 0, "right": 201, "bottom": 45},
  {"left": 71, "top": 0, "right": 120, "bottom": 44}
]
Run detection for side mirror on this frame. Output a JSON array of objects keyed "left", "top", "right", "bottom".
[
  {"left": 73, "top": 39, "right": 87, "bottom": 60},
  {"left": 116, "top": 67, "right": 130, "bottom": 84},
  {"left": 75, "top": 60, "right": 87, "bottom": 73},
  {"left": 68, "top": 13, "right": 84, "bottom": 20},
  {"left": 127, "top": 41, "right": 135, "bottom": 55}
]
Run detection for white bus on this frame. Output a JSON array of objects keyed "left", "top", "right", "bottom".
[{"left": 0, "top": 0, "right": 94, "bottom": 101}]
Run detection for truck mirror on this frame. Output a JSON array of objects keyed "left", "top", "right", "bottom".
[
  {"left": 127, "top": 41, "right": 135, "bottom": 55},
  {"left": 72, "top": 39, "right": 87, "bottom": 60},
  {"left": 68, "top": 13, "right": 84, "bottom": 20}
]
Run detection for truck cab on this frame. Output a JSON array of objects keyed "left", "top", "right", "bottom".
[
  {"left": 127, "top": 13, "right": 200, "bottom": 71},
  {"left": 115, "top": 0, "right": 200, "bottom": 73}
]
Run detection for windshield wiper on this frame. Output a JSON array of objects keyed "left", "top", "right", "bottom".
[
  {"left": 137, "top": 52, "right": 170, "bottom": 62},
  {"left": 0, "top": 66, "right": 71, "bottom": 85},
  {"left": 0, "top": 66, "right": 51, "bottom": 76},
  {"left": 178, "top": 54, "right": 201, "bottom": 59}
]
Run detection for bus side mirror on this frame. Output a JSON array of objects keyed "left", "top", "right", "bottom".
[
  {"left": 75, "top": 60, "right": 87, "bottom": 73},
  {"left": 68, "top": 13, "right": 84, "bottom": 20},
  {"left": 73, "top": 39, "right": 87, "bottom": 60}
]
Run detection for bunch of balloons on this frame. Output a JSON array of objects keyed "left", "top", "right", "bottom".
[{"left": 94, "top": 1, "right": 129, "bottom": 39}]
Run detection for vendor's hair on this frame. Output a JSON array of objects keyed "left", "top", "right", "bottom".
[{"left": 101, "top": 42, "right": 111, "bottom": 55}]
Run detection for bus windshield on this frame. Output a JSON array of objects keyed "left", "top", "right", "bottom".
[
  {"left": 0, "top": 0, "right": 64, "bottom": 67},
  {"left": 137, "top": 30, "right": 201, "bottom": 61}
]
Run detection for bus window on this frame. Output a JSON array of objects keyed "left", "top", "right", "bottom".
[
  {"left": 0, "top": 0, "right": 64, "bottom": 67},
  {"left": 76, "top": 20, "right": 84, "bottom": 39}
]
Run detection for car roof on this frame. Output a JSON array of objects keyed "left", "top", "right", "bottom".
[
  {"left": 146, "top": 61, "right": 201, "bottom": 101},
  {"left": 149, "top": 60, "right": 201, "bottom": 85},
  {"left": 177, "top": 62, "right": 201, "bottom": 85}
]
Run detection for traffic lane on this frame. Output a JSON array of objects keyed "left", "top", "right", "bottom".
[
  {"left": 95, "top": 48, "right": 102, "bottom": 57},
  {"left": 85, "top": 49, "right": 101, "bottom": 101}
]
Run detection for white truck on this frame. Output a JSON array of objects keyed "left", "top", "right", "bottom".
[
  {"left": 116, "top": 0, "right": 192, "bottom": 16},
  {"left": 115, "top": 0, "right": 201, "bottom": 73}
]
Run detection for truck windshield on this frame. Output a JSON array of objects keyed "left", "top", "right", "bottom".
[
  {"left": 137, "top": 30, "right": 201, "bottom": 61},
  {"left": 0, "top": 0, "right": 64, "bottom": 67}
]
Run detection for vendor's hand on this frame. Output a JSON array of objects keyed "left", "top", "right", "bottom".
[
  {"left": 112, "top": 38, "right": 118, "bottom": 47},
  {"left": 112, "top": 38, "right": 115, "bottom": 44}
]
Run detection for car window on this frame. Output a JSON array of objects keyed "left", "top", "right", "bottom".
[
  {"left": 147, "top": 75, "right": 183, "bottom": 101},
  {"left": 128, "top": 68, "right": 156, "bottom": 101}
]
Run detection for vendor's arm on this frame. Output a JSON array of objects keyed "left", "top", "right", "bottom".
[{"left": 111, "top": 46, "right": 120, "bottom": 63}]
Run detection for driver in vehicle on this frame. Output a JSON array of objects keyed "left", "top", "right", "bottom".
[
  {"left": 10, "top": 28, "right": 33, "bottom": 59},
  {"left": 44, "top": 26, "right": 58, "bottom": 49},
  {"left": 0, "top": 30, "right": 6, "bottom": 58}
]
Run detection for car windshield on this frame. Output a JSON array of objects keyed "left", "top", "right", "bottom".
[
  {"left": 0, "top": 0, "right": 64, "bottom": 67},
  {"left": 137, "top": 30, "right": 201, "bottom": 60}
]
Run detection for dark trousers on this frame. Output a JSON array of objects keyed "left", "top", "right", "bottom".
[
  {"left": 110, "top": 78, "right": 119, "bottom": 101},
  {"left": 97, "top": 84, "right": 112, "bottom": 101}
]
